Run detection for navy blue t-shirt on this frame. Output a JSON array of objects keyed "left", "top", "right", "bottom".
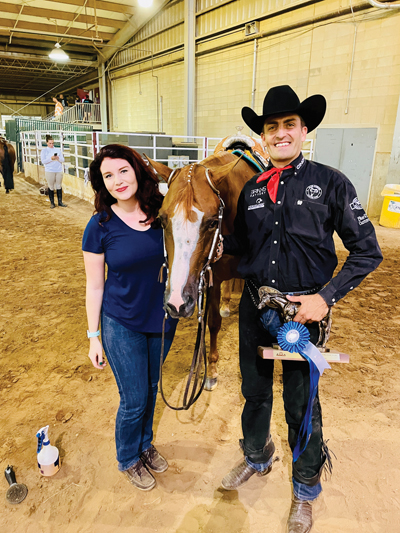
[{"left": 82, "top": 211, "right": 175, "bottom": 333}]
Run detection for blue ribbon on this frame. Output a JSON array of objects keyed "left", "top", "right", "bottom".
[{"left": 277, "top": 321, "right": 331, "bottom": 462}]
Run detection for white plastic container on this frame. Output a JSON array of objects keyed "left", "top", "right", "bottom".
[{"left": 36, "top": 425, "right": 60, "bottom": 476}]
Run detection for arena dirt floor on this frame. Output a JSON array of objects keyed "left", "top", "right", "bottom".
[{"left": 1, "top": 173, "right": 400, "bottom": 533}]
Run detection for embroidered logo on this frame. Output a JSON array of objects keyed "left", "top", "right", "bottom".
[
  {"left": 305, "top": 185, "right": 322, "bottom": 200},
  {"left": 248, "top": 198, "right": 264, "bottom": 210},
  {"left": 296, "top": 156, "right": 305, "bottom": 170},
  {"left": 250, "top": 186, "right": 266, "bottom": 198},
  {"left": 357, "top": 214, "right": 370, "bottom": 225},
  {"left": 350, "top": 197, "right": 363, "bottom": 210}
]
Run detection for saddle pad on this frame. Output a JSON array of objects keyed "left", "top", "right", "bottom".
[{"left": 231, "top": 149, "right": 265, "bottom": 172}]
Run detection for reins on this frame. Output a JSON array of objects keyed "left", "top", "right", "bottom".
[{"left": 159, "top": 164, "right": 225, "bottom": 410}]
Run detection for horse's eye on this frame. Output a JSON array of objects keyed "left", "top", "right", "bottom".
[{"left": 209, "top": 220, "right": 218, "bottom": 229}]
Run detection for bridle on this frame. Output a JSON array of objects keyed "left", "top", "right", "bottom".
[{"left": 159, "top": 164, "right": 225, "bottom": 410}]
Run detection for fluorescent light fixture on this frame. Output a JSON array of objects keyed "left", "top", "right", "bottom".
[
  {"left": 49, "top": 42, "right": 70, "bottom": 62},
  {"left": 138, "top": 0, "right": 153, "bottom": 7}
]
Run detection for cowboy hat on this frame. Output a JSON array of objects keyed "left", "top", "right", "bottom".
[{"left": 242, "top": 85, "right": 326, "bottom": 135}]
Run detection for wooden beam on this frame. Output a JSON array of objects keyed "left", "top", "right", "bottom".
[
  {"left": 0, "top": 35, "right": 98, "bottom": 57},
  {"left": 49, "top": 0, "right": 136, "bottom": 16},
  {"left": 0, "top": 2, "right": 126, "bottom": 30},
  {"left": 0, "top": 20, "right": 114, "bottom": 42}
]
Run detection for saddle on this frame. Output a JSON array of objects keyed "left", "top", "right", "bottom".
[
  {"left": 257, "top": 286, "right": 333, "bottom": 350},
  {"left": 214, "top": 133, "right": 269, "bottom": 172}
]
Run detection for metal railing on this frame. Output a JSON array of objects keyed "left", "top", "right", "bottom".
[
  {"left": 21, "top": 130, "right": 94, "bottom": 179},
  {"left": 43, "top": 103, "right": 101, "bottom": 125},
  {"left": 20, "top": 129, "right": 314, "bottom": 180}
]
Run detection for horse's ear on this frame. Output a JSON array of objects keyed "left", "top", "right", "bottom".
[
  {"left": 143, "top": 154, "right": 173, "bottom": 182},
  {"left": 207, "top": 158, "right": 242, "bottom": 185}
]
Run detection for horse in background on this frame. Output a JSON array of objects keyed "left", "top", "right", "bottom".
[
  {"left": 148, "top": 135, "right": 267, "bottom": 390},
  {"left": 0, "top": 138, "right": 16, "bottom": 193},
  {"left": 213, "top": 134, "right": 266, "bottom": 319}
]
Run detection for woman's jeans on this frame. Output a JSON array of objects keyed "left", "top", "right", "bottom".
[
  {"left": 239, "top": 286, "right": 325, "bottom": 501},
  {"left": 101, "top": 314, "right": 176, "bottom": 471}
]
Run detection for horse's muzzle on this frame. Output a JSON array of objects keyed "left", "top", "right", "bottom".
[{"left": 164, "top": 295, "right": 195, "bottom": 319}]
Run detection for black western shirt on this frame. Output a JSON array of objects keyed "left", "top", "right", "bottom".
[{"left": 223, "top": 153, "right": 383, "bottom": 305}]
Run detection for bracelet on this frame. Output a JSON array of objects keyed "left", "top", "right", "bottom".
[{"left": 87, "top": 330, "right": 100, "bottom": 339}]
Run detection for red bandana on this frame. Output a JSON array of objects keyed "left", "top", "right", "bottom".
[{"left": 256, "top": 165, "right": 293, "bottom": 203}]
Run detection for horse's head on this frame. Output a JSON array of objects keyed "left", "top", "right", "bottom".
[{"left": 148, "top": 156, "right": 238, "bottom": 319}]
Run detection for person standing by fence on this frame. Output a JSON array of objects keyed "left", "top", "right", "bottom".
[{"left": 40, "top": 135, "right": 67, "bottom": 209}]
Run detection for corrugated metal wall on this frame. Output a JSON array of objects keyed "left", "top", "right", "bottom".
[
  {"left": 107, "top": 0, "right": 400, "bottom": 217},
  {"left": 110, "top": 0, "right": 310, "bottom": 70}
]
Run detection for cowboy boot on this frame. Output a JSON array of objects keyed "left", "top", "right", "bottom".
[
  {"left": 221, "top": 459, "right": 272, "bottom": 490},
  {"left": 48, "top": 189, "right": 56, "bottom": 208},
  {"left": 56, "top": 188, "right": 68, "bottom": 207},
  {"left": 287, "top": 496, "right": 313, "bottom": 533}
]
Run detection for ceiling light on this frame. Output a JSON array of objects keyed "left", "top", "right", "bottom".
[
  {"left": 138, "top": 0, "right": 153, "bottom": 7},
  {"left": 49, "top": 43, "right": 70, "bottom": 62}
]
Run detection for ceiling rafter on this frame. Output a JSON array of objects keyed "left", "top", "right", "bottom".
[
  {"left": 0, "top": 3, "right": 126, "bottom": 30},
  {"left": 0, "top": 0, "right": 169, "bottom": 101}
]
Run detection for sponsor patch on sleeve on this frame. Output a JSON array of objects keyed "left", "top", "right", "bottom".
[
  {"left": 350, "top": 197, "right": 363, "bottom": 210},
  {"left": 357, "top": 213, "right": 370, "bottom": 225}
]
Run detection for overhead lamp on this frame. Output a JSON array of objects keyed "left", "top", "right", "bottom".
[
  {"left": 138, "top": 0, "right": 153, "bottom": 7},
  {"left": 49, "top": 42, "right": 70, "bottom": 62}
]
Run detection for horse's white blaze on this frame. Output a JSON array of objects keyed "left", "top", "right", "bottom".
[{"left": 168, "top": 205, "right": 204, "bottom": 310}]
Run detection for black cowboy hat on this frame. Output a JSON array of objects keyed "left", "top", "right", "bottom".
[{"left": 242, "top": 85, "right": 326, "bottom": 135}]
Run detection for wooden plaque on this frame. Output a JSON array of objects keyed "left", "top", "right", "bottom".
[{"left": 258, "top": 346, "right": 350, "bottom": 363}]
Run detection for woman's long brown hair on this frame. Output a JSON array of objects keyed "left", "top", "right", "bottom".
[{"left": 89, "top": 144, "right": 163, "bottom": 227}]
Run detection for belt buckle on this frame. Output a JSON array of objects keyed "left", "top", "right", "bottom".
[
  {"left": 258, "top": 286, "right": 285, "bottom": 310},
  {"left": 258, "top": 286, "right": 299, "bottom": 323}
]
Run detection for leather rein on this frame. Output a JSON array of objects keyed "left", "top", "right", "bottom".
[{"left": 159, "top": 164, "right": 225, "bottom": 410}]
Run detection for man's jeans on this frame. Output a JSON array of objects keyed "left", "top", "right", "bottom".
[
  {"left": 239, "top": 286, "right": 324, "bottom": 501},
  {"left": 101, "top": 314, "right": 176, "bottom": 471}
]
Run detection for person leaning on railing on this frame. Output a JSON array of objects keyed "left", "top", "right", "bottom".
[
  {"left": 52, "top": 96, "right": 63, "bottom": 119},
  {"left": 40, "top": 135, "right": 67, "bottom": 209}
]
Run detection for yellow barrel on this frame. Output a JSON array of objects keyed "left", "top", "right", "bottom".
[{"left": 379, "top": 184, "right": 400, "bottom": 228}]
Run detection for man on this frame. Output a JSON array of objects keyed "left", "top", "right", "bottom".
[
  {"left": 59, "top": 93, "right": 68, "bottom": 108},
  {"left": 219, "top": 85, "right": 382, "bottom": 532}
]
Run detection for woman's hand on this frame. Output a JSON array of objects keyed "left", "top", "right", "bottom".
[{"left": 88, "top": 337, "right": 107, "bottom": 369}]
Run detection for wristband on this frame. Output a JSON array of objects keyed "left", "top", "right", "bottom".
[{"left": 87, "top": 330, "right": 100, "bottom": 339}]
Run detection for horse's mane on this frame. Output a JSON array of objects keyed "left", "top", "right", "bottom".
[
  {"left": 172, "top": 172, "right": 197, "bottom": 222},
  {"left": 168, "top": 153, "right": 238, "bottom": 222}
]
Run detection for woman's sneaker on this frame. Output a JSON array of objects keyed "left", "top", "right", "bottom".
[
  {"left": 140, "top": 445, "right": 168, "bottom": 473},
  {"left": 124, "top": 459, "right": 156, "bottom": 491}
]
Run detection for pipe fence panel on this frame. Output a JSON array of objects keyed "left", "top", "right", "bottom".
[{"left": 20, "top": 129, "right": 314, "bottom": 182}]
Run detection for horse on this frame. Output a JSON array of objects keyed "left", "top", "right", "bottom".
[
  {"left": 148, "top": 144, "right": 266, "bottom": 391},
  {"left": 0, "top": 138, "right": 16, "bottom": 193}
]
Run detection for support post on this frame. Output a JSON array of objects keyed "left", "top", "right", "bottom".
[
  {"left": 184, "top": 0, "right": 195, "bottom": 139},
  {"left": 98, "top": 63, "right": 108, "bottom": 132},
  {"left": 387, "top": 92, "right": 400, "bottom": 185}
]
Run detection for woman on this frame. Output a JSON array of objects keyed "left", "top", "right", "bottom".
[
  {"left": 52, "top": 95, "right": 63, "bottom": 118},
  {"left": 82, "top": 144, "right": 177, "bottom": 491},
  {"left": 40, "top": 135, "right": 67, "bottom": 209}
]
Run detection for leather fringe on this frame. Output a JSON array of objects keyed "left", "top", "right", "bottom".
[
  {"left": 158, "top": 263, "right": 166, "bottom": 283},
  {"left": 321, "top": 439, "right": 336, "bottom": 480}
]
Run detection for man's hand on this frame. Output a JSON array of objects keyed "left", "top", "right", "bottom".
[{"left": 286, "top": 293, "right": 329, "bottom": 324}]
